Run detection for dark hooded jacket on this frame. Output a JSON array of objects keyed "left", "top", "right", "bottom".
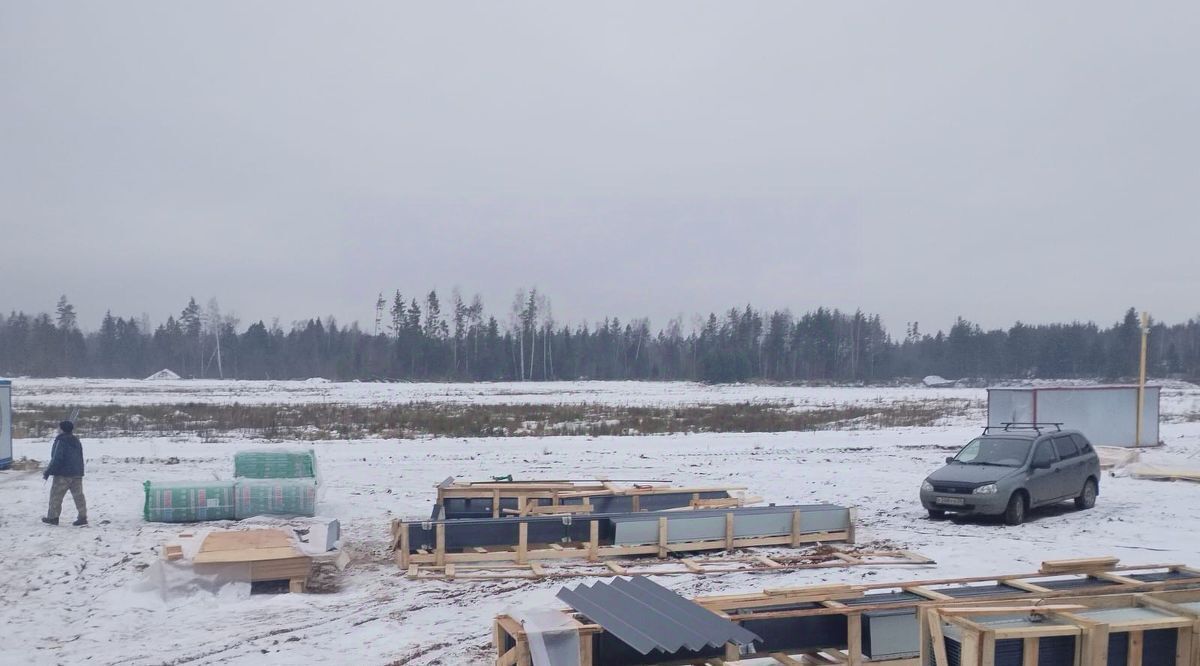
[{"left": 46, "top": 434, "right": 85, "bottom": 477}]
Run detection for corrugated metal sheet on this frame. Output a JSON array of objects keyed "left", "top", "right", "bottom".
[{"left": 556, "top": 577, "right": 761, "bottom": 656}]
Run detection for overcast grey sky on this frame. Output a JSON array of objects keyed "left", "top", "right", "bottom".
[{"left": 3, "top": 2, "right": 1198, "bottom": 334}]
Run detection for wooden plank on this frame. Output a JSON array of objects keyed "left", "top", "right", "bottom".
[
  {"left": 435, "top": 523, "right": 446, "bottom": 567},
  {"left": 846, "top": 613, "right": 862, "bottom": 666},
  {"left": 657, "top": 517, "right": 668, "bottom": 559},
  {"left": 399, "top": 521, "right": 411, "bottom": 569},
  {"left": 588, "top": 520, "right": 599, "bottom": 562},
  {"left": 926, "top": 609, "right": 950, "bottom": 666},
  {"left": 770, "top": 653, "right": 804, "bottom": 666},
  {"left": 605, "top": 561, "right": 627, "bottom": 575},
  {"left": 791, "top": 510, "right": 802, "bottom": 548},
  {"left": 517, "top": 522, "right": 528, "bottom": 564},
  {"left": 1177, "top": 625, "right": 1193, "bottom": 666},
  {"left": 445, "top": 563, "right": 456, "bottom": 580},
  {"left": 905, "top": 585, "right": 953, "bottom": 601},
  {"left": 1128, "top": 630, "right": 1143, "bottom": 666},
  {"left": 200, "top": 529, "right": 293, "bottom": 551},
  {"left": 725, "top": 513, "right": 734, "bottom": 551},
  {"left": 1040, "top": 556, "right": 1120, "bottom": 574},
  {"left": 194, "top": 546, "right": 303, "bottom": 564},
  {"left": 529, "top": 562, "right": 545, "bottom": 578},
  {"left": 288, "top": 578, "right": 305, "bottom": 594},
  {"left": 1023, "top": 637, "right": 1040, "bottom": 666},
  {"left": 846, "top": 507, "right": 857, "bottom": 544},
  {"left": 981, "top": 631, "right": 996, "bottom": 666}
]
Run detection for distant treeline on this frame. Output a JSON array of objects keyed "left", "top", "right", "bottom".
[{"left": 1, "top": 292, "right": 1197, "bottom": 383}]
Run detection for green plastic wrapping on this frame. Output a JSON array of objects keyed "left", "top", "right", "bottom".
[
  {"left": 233, "top": 449, "right": 317, "bottom": 480},
  {"left": 143, "top": 480, "right": 237, "bottom": 523},
  {"left": 233, "top": 478, "right": 318, "bottom": 519}
]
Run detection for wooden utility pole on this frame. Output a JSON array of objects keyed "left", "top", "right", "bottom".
[{"left": 1135, "top": 311, "right": 1149, "bottom": 446}]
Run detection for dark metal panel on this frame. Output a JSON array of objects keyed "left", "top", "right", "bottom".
[
  {"left": 934, "top": 583, "right": 1030, "bottom": 598},
  {"left": 557, "top": 578, "right": 761, "bottom": 656},
  {"left": 1035, "top": 577, "right": 1121, "bottom": 591}
]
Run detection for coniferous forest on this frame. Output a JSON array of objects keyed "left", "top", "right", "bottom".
[{"left": 2, "top": 291, "right": 1198, "bottom": 383}]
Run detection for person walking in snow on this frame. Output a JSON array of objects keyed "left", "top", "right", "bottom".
[{"left": 42, "top": 420, "right": 88, "bottom": 526}]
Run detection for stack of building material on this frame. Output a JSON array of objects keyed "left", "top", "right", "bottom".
[
  {"left": 1129, "top": 462, "right": 1200, "bottom": 483},
  {"left": 163, "top": 528, "right": 314, "bottom": 593},
  {"left": 144, "top": 480, "right": 237, "bottom": 522},
  {"left": 144, "top": 448, "right": 319, "bottom": 523},
  {"left": 234, "top": 478, "right": 318, "bottom": 519},
  {"left": 233, "top": 449, "right": 317, "bottom": 479}
]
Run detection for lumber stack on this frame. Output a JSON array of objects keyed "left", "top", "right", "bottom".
[{"left": 165, "top": 528, "right": 314, "bottom": 593}]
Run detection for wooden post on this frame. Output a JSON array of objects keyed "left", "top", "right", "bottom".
[
  {"left": 657, "top": 516, "right": 668, "bottom": 559},
  {"left": 1022, "top": 637, "right": 1040, "bottom": 666},
  {"left": 960, "top": 631, "right": 980, "bottom": 666},
  {"left": 588, "top": 519, "right": 599, "bottom": 562},
  {"left": 632, "top": 495, "right": 640, "bottom": 512},
  {"left": 435, "top": 523, "right": 446, "bottom": 567},
  {"left": 492, "top": 489, "right": 501, "bottom": 518},
  {"left": 579, "top": 631, "right": 594, "bottom": 666},
  {"left": 399, "top": 521, "right": 411, "bottom": 569},
  {"left": 980, "top": 631, "right": 996, "bottom": 666},
  {"left": 724, "top": 512, "right": 735, "bottom": 551},
  {"left": 846, "top": 613, "right": 862, "bottom": 666},
  {"left": 847, "top": 507, "right": 858, "bottom": 544},
  {"left": 517, "top": 522, "right": 528, "bottom": 564},
  {"left": 1128, "top": 630, "right": 1143, "bottom": 666},
  {"left": 1137, "top": 311, "right": 1149, "bottom": 446},
  {"left": 926, "top": 612, "right": 945, "bottom": 666},
  {"left": 518, "top": 494, "right": 528, "bottom": 516},
  {"left": 926, "top": 609, "right": 949, "bottom": 666},
  {"left": 790, "top": 510, "right": 801, "bottom": 548},
  {"left": 1178, "top": 625, "right": 1194, "bottom": 666},
  {"left": 724, "top": 642, "right": 739, "bottom": 662}
]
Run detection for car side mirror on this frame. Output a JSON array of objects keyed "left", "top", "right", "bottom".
[
  {"left": 1032, "top": 459, "right": 1051, "bottom": 470},
  {"left": 945, "top": 456, "right": 955, "bottom": 464}
]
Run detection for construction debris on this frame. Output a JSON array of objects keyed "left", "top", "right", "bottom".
[{"left": 1129, "top": 462, "right": 1200, "bottom": 483}]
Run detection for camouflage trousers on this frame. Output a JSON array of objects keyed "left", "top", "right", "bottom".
[{"left": 48, "top": 476, "right": 87, "bottom": 521}]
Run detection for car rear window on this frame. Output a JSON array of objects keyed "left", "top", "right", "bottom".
[
  {"left": 1071, "top": 433, "right": 1093, "bottom": 453},
  {"left": 1053, "top": 435, "right": 1079, "bottom": 459}
]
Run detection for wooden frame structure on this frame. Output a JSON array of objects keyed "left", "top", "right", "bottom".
[
  {"left": 492, "top": 558, "right": 1200, "bottom": 666},
  {"left": 408, "top": 549, "right": 931, "bottom": 581},
  {"left": 433, "top": 478, "right": 755, "bottom": 519},
  {"left": 392, "top": 506, "right": 857, "bottom": 569},
  {"left": 923, "top": 588, "right": 1200, "bottom": 665}
]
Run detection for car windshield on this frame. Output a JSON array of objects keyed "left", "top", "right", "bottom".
[{"left": 952, "top": 437, "right": 1031, "bottom": 467}]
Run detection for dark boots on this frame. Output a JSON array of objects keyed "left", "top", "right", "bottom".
[
  {"left": 72, "top": 517, "right": 88, "bottom": 526},
  {"left": 41, "top": 517, "right": 58, "bottom": 525}
]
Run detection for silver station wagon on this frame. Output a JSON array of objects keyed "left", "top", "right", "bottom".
[{"left": 919, "top": 423, "right": 1101, "bottom": 525}]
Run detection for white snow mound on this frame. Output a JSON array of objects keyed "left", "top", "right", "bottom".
[{"left": 144, "top": 369, "right": 182, "bottom": 381}]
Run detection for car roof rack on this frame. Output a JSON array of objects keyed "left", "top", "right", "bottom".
[{"left": 981, "top": 421, "right": 1064, "bottom": 435}]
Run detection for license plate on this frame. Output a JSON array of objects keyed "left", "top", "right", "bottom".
[{"left": 935, "top": 497, "right": 966, "bottom": 506}]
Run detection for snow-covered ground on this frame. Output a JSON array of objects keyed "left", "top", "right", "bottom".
[
  {"left": 11, "top": 377, "right": 987, "bottom": 408},
  {"left": 1, "top": 381, "right": 1198, "bottom": 665}
]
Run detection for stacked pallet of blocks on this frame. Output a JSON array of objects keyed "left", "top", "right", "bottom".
[{"left": 144, "top": 449, "right": 318, "bottom": 523}]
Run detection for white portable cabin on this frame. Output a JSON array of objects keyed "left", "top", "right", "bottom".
[
  {"left": 987, "top": 384, "right": 1160, "bottom": 447},
  {"left": 0, "top": 379, "right": 11, "bottom": 469}
]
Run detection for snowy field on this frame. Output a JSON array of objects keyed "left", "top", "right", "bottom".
[{"left": 1, "top": 381, "right": 1199, "bottom": 665}]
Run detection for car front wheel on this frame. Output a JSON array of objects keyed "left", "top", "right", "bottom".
[
  {"left": 1075, "top": 478, "right": 1097, "bottom": 510},
  {"left": 1004, "top": 492, "right": 1027, "bottom": 526}
]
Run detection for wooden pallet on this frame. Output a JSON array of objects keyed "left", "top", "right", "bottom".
[
  {"left": 394, "top": 507, "right": 857, "bottom": 568},
  {"left": 166, "top": 528, "right": 313, "bottom": 593},
  {"left": 492, "top": 558, "right": 1200, "bottom": 666},
  {"left": 407, "top": 549, "right": 932, "bottom": 581}
]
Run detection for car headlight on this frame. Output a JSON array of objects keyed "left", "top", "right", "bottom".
[
  {"left": 973, "top": 483, "right": 998, "bottom": 495},
  {"left": 921, "top": 480, "right": 934, "bottom": 492}
]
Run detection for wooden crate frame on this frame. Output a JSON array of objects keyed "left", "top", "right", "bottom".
[
  {"left": 922, "top": 588, "right": 1200, "bottom": 666},
  {"left": 492, "top": 558, "right": 1200, "bottom": 666},
  {"left": 393, "top": 506, "right": 857, "bottom": 568},
  {"left": 435, "top": 478, "right": 754, "bottom": 519}
]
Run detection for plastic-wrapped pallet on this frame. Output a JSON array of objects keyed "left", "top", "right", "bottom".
[
  {"left": 233, "top": 449, "right": 317, "bottom": 480},
  {"left": 144, "top": 480, "right": 237, "bottom": 523},
  {"left": 234, "top": 478, "right": 318, "bottom": 519}
]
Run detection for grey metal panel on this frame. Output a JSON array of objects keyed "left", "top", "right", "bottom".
[
  {"left": 987, "top": 385, "right": 1161, "bottom": 447},
  {"left": 0, "top": 383, "right": 11, "bottom": 467},
  {"left": 1077, "top": 607, "right": 1174, "bottom": 623},
  {"left": 557, "top": 577, "right": 760, "bottom": 656},
  {"left": 987, "top": 389, "right": 1034, "bottom": 427},
  {"left": 862, "top": 609, "right": 920, "bottom": 659},
  {"left": 611, "top": 505, "right": 849, "bottom": 546}
]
